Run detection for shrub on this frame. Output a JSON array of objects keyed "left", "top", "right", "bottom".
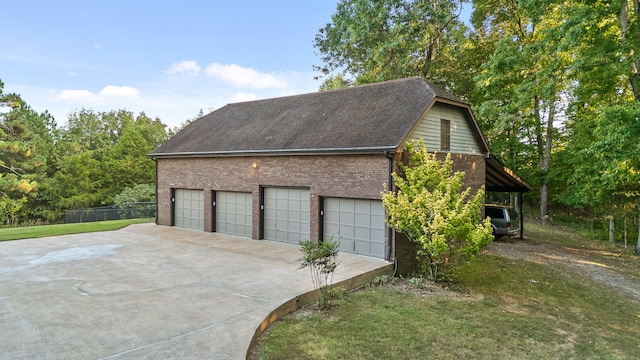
[
  {"left": 382, "top": 140, "right": 494, "bottom": 281},
  {"left": 299, "top": 238, "right": 340, "bottom": 309}
]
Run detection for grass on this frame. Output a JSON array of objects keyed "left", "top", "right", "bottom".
[
  {"left": 0, "top": 218, "right": 154, "bottom": 242},
  {"left": 256, "top": 223, "right": 640, "bottom": 359}
]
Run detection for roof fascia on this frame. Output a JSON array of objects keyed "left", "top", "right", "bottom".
[{"left": 148, "top": 146, "right": 397, "bottom": 159}]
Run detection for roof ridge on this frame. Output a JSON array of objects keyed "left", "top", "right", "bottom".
[{"left": 224, "top": 76, "right": 428, "bottom": 107}]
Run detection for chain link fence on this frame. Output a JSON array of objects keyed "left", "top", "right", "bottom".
[{"left": 65, "top": 202, "right": 156, "bottom": 223}]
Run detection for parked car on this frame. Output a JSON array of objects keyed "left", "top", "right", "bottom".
[{"left": 485, "top": 204, "right": 520, "bottom": 237}]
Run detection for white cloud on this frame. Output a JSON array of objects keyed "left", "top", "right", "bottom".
[
  {"left": 52, "top": 85, "right": 140, "bottom": 105},
  {"left": 68, "top": 71, "right": 77, "bottom": 77},
  {"left": 54, "top": 89, "right": 101, "bottom": 104},
  {"left": 229, "top": 92, "right": 257, "bottom": 103},
  {"left": 165, "top": 60, "right": 201, "bottom": 76},
  {"left": 94, "top": 43, "right": 104, "bottom": 49},
  {"left": 33, "top": 69, "right": 320, "bottom": 128},
  {"left": 205, "top": 63, "right": 288, "bottom": 89},
  {"left": 99, "top": 85, "right": 140, "bottom": 98}
]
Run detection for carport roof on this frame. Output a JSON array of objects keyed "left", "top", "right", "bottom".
[
  {"left": 486, "top": 156, "right": 532, "bottom": 193},
  {"left": 150, "top": 77, "right": 489, "bottom": 157}
]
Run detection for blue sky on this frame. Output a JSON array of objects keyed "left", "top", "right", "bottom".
[
  {"left": 2, "top": 1, "right": 471, "bottom": 128},
  {"left": 1, "top": 1, "right": 340, "bottom": 127}
]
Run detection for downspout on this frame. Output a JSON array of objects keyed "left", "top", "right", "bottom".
[
  {"left": 155, "top": 158, "right": 159, "bottom": 225},
  {"left": 385, "top": 151, "right": 395, "bottom": 261}
]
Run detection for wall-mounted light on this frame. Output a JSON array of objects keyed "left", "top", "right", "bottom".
[{"left": 252, "top": 162, "right": 259, "bottom": 169}]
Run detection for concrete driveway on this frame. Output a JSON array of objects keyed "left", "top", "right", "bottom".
[{"left": 0, "top": 224, "right": 391, "bottom": 359}]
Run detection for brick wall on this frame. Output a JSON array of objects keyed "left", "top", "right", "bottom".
[
  {"left": 156, "top": 151, "right": 485, "bottom": 262},
  {"left": 156, "top": 154, "right": 390, "bottom": 241}
]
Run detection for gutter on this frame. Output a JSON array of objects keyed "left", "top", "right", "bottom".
[{"left": 147, "top": 146, "right": 397, "bottom": 159}]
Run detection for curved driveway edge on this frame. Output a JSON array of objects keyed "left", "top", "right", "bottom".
[
  {"left": 246, "top": 262, "right": 393, "bottom": 359},
  {"left": 0, "top": 223, "right": 390, "bottom": 359}
]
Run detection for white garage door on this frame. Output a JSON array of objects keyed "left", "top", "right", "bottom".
[
  {"left": 264, "top": 188, "right": 310, "bottom": 244},
  {"left": 216, "top": 191, "right": 252, "bottom": 238},
  {"left": 324, "top": 198, "right": 386, "bottom": 259},
  {"left": 174, "top": 189, "right": 204, "bottom": 230}
]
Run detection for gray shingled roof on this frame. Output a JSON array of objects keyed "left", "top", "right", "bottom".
[{"left": 150, "top": 77, "right": 479, "bottom": 157}]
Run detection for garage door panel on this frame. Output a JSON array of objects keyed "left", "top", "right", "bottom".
[
  {"left": 264, "top": 188, "right": 310, "bottom": 244},
  {"left": 354, "top": 213, "right": 370, "bottom": 225},
  {"left": 355, "top": 240, "right": 372, "bottom": 253},
  {"left": 340, "top": 212, "right": 355, "bottom": 223},
  {"left": 354, "top": 227, "right": 371, "bottom": 240},
  {"left": 288, "top": 210, "right": 302, "bottom": 221},
  {"left": 324, "top": 198, "right": 385, "bottom": 259},
  {"left": 216, "top": 191, "right": 252, "bottom": 238},
  {"left": 174, "top": 189, "right": 204, "bottom": 231}
]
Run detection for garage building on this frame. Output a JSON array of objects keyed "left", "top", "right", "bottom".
[{"left": 150, "top": 77, "right": 504, "bottom": 260}]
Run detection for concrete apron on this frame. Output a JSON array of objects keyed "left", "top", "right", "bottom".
[{"left": 0, "top": 224, "right": 391, "bottom": 359}]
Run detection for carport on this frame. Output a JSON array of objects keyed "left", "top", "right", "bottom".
[{"left": 485, "top": 155, "right": 533, "bottom": 239}]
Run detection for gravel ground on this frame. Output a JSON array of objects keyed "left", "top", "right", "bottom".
[{"left": 486, "top": 237, "right": 640, "bottom": 301}]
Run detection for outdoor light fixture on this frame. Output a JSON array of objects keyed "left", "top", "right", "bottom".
[{"left": 252, "top": 162, "right": 259, "bottom": 169}]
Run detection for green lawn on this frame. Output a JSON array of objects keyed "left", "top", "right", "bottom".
[
  {"left": 256, "top": 224, "right": 640, "bottom": 359},
  {"left": 0, "top": 218, "right": 154, "bottom": 242}
]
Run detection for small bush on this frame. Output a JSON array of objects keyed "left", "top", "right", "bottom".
[{"left": 299, "top": 238, "right": 340, "bottom": 309}]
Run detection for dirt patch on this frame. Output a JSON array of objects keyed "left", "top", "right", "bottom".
[
  {"left": 486, "top": 237, "right": 640, "bottom": 301},
  {"left": 383, "top": 280, "right": 484, "bottom": 301}
]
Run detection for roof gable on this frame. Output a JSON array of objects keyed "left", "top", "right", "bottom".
[{"left": 151, "top": 77, "right": 486, "bottom": 157}]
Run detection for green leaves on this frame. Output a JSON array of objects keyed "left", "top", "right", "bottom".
[
  {"left": 382, "top": 140, "right": 493, "bottom": 281},
  {"left": 54, "top": 110, "right": 168, "bottom": 209},
  {"left": 299, "top": 238, "right": 340, "bottom": 309},
  {"left": 314, "top": 0, "right": 474, "bottom": 95}
]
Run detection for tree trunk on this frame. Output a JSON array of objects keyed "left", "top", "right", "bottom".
[
  {"left": 609, "top": 215, "right": 615, "bottom": 244},
  {"left": 540, "top": 184, "right": 549, "bottom": 223},
  {"left": 534, "top": 97, "right": 545, "bottom": 219},
  {"left": 636, "top": 197, "right": 640, "bottom": 254},
  {"left": 537, "top": 95, "right": 555, "bottom": 222},
  {"left": 618, "top": 0, "right": 640, "bottom": 102},
  {"left": 624, "top": 210, "right": 628, "bottom": 248}
]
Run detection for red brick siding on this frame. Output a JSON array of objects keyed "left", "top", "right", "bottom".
[
  {"left": 156, "top": 154, "right": 390, "bottom": 241},
  {"left": 156, "top": 152, "right": 485, "bottom": 261}
]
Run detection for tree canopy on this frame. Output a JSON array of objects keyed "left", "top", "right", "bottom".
[
  {"left": 314, "top": 0, "right": 477, "bottom": 96},
  {"left": 0, "top": 82, "right": 171, "bottom": 226},
  {"left": 316, "top": 0, "right": 640, "bottom": 248}
]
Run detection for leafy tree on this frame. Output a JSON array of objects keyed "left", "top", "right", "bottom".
[
  {"left": 0, "top": 80, "right": 56, "bottom": 225},
  {"left": 54, "top": 109, "right": 168, "bottom": 209},
  {"left": 54, "top": 151, "right": 104, "bottom": 210},
  {"left": 472, "top": 0, "right": 571, "bottom": 221},
  {"left": 382, "top": 140, "right": 493, "bottom": 281},
  {"left": 113, "top": 184, "right": 156, "bottom": 219},
  {"left": 564, "top": 105, "right": 640, "bottom": 249},
  {"left": 113, "top": 184, "right": 155, "bottom": 205},
  {"left": 314, "top": 0, "right": 476, "bottom": 95},
  {"left": 319, "top": 74, "right": 351, "bottom": 91},
  {"left": 555, "top": 0, "right": 640, "bottom": 245}
]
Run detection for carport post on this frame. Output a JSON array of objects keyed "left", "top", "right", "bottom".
[{"left": 519, "top": 191, "right": 524, "bottom": 239}]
